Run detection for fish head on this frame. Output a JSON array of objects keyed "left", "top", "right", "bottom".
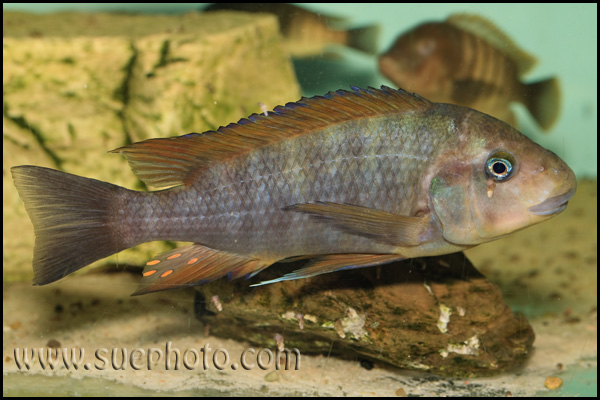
[
  {"left": 379, "top": 22, "right": 456, "bottom": 99},
  {"left": 429, "top": 108, "right": 577, "bottom": 245}
]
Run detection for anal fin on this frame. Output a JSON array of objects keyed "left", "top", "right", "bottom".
[
  {"left": 133, "top": 244, "right": 272, "bottom": 295},
  {"left": 251, "top": 253, "right": 404, "bottom": 287}
]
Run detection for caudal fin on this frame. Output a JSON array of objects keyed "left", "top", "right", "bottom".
[
  {"left": 524, "top": 77, "right": 561, "bottom": 131},
  {"left": 11, "top": 166, "right": 129, "bottom": 285},
  {"left": 346, "top": 24, "right": 380, "bottom": 55}
]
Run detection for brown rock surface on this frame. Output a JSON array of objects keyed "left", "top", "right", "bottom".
[{"left": 195, "top": 252, "right": 534, "bottom": 377}]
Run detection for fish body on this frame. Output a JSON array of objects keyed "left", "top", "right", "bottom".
[
  {"left": 12, "top": 86, "right": 576, "bottom": 295},
  {"left": 378, "top": 14, "right": 560, "bottom": 130},
  {"left": 204, "top": 3, "right": 380, "bottom": 57}
]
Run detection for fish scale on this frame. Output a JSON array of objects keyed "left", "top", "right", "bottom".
[
  {"left": 133, "top": 115, "right": 437, "bottom": 259},
  {"left": 11, "top": 86, "right": 576, "bottom": 294}
]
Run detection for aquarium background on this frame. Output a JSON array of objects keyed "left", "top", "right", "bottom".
[
  {"left": 3, "top": 2, "right": 597, "bottom": 179},
  {"left": 3, "top": 3, "right": 596, "bottom": 397}
]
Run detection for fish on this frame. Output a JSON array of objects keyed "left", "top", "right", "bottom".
[
  {"left": 11, "top": 86, "right": 576, "bottom": 295},
  {"left": 204, "top": 3, "right": 380, "bottom": 57},
  {"left": 378, "top": 14, "right": 561, "bottom": 131}
]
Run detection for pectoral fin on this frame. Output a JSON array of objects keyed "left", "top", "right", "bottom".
[{"left": 284, "top": 201, "right": 428, "bottom": 246}]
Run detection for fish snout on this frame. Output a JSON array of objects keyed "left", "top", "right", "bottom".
[{"left": 529, "top": 187, "right": 576, "bottom": 216}]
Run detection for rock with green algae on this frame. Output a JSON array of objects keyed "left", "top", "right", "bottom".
[
  {"left": 194, "top": 252, "right": 534, "bottom": 378},
  {"left": 3, "top": 10, "right": 300, "bottom": 281}
]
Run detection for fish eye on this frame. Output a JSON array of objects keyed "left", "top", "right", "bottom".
[{"left": 485, "top": 152, "right": 515, "bottom": 182}]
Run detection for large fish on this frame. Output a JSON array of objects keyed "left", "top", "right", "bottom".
[
  {"left": 11, "top": 86, "right": 576, "bottom": 295},
  {"left": 379, "top": 14, "right": 561, "bottom": 131}
]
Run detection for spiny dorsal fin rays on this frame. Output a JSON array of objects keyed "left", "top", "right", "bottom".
[{"left": 111, "top": 86, "right": 431, "bottom": 188}]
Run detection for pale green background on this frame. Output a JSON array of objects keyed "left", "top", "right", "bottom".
[{"left": 3, "top": 3, "right": 596, "bottom": 179}]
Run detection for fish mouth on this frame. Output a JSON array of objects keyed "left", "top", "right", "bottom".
[{"left": 529, "top": 188, "right": 577, "bottom": 216}]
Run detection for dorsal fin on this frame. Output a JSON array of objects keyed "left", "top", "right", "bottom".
[
  {"left": 111, "top": 86, "right": 431, "bottom": 188},
  {"left": 446, "top": 14, "right": 537, "bottom": 76}
]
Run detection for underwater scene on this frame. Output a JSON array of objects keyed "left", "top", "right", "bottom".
[{"left": 3, "top": 3, "right": 596, "bottom": 397}]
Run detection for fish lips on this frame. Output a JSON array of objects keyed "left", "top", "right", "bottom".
[{"left": 529, "top": 188, "right": 576, "bottom": 216}]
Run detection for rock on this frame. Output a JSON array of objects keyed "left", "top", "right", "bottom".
[{"left": 194, "top": 252, "right": 534, "bottom": 377}]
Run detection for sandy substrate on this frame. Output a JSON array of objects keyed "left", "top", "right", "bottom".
[{"left": 3, "top": 180, "right": 596, "bottom": 396}]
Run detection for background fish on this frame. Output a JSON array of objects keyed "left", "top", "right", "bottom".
[
  {"left": 11, "top": 86, "right": 576, "bottom": 295},
  {"left": 378, "top": 14, "right": 561, "bottom": 131},
  {"left": 204, "top": 3, "right": 380, "bottom": 57}
]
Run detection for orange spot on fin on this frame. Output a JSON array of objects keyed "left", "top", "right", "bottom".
[{"left": 132, "top": 244, "right": 274, "bottom": 296}]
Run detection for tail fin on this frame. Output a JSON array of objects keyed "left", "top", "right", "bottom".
[
  {"left": 524, "top": 77, "right": 561, "bottom": 131},
  {"left": 11, "top": 166, "right": 130, "bottom": 285},
  {"left": 346, "top": 24, "right": 380, "bottom": 55}
]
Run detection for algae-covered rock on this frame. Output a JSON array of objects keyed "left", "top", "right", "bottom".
[
  {"left": 194, "top": 253, "right": 535, "bottom": 377},
  {"left": 3, "top": 10, "right": 300, "bottom": 281}
]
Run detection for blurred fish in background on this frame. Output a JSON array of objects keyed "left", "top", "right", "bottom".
[
  {"left": 204, "top": 3, "right": 380, "bottom": 58},
  {"left": 379, "top": 14, "right": 561, "bottom": 131}
]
